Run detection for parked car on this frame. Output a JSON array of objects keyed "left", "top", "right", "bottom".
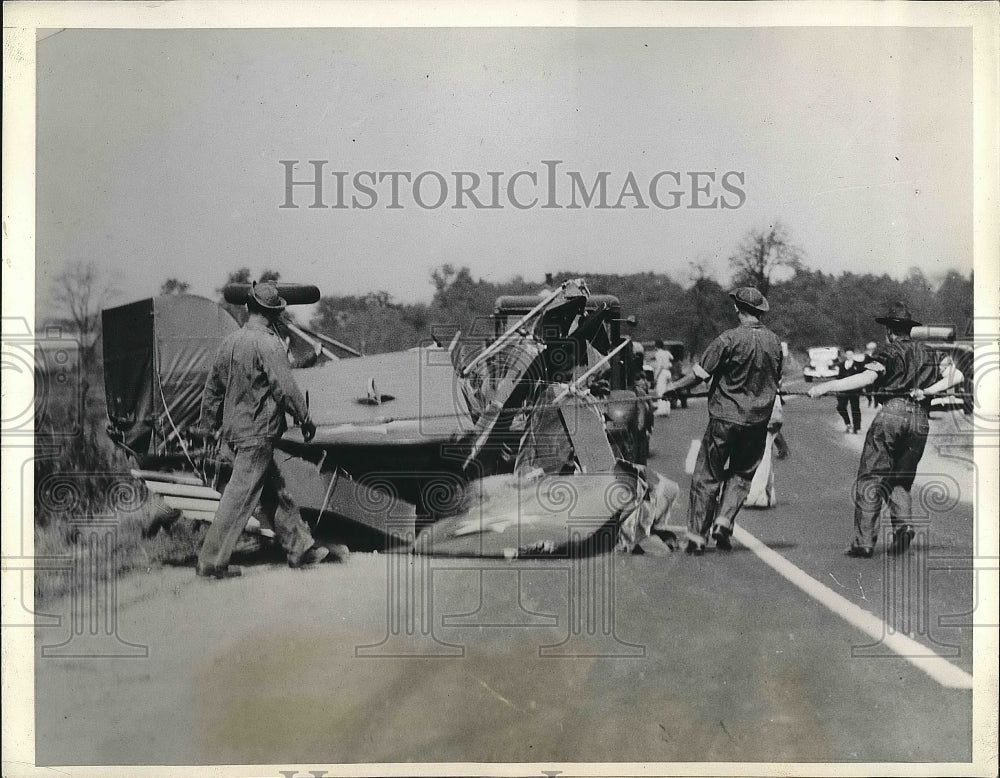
[{"left": 803, "top": 346, "right": 841, "bottom": 382}]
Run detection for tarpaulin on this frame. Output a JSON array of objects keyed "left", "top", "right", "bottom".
[
  {"left": 103, "top": 295, "right": 239, "bottom": 460},
  {"left": 412, "top": 471, "right": 633, "bottom": 558}
]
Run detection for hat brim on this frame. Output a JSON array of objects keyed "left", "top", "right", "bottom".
[
  {"left": 729, "top": 292, "right": 769, "bottom": 314},
  {"left": 249, "top": 292, "right": 287, "bottom": 311},
  {"left": 874, "top": 316, "right": 921, "bottom": 328}
]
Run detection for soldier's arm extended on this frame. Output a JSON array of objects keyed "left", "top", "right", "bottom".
[
  {"left": 662, "top": 333, "right": 727, "bottom": 397},
  {"left": 259, "top": 337, "right": 311, "bottom": 425},
  {"left": 661, "top": 367, "right": 706, "bottom": 397},
  {"left": 808, "top": 367, "right": 878, "bottom": 398},
  {"left": 911, "top": 361, "right": 965, "bottom": 401}
]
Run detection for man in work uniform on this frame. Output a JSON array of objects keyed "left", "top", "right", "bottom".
[
  {"left": 808, "top": 302, "right": 964, "bottom": 557},
  {"left": 661, "top": 287, "right": 783, "bottom": 554},
  {"left": 197, "top": 281, "right": 332, "bottom": 578}
]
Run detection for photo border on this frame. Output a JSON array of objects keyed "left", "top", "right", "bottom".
[{"left": 3, "top": 2, "right": 997, "bottom": 776}]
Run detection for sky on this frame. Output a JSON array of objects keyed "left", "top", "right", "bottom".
[{"left": 35, "top": 26, "right": 973, "bottom": 312}]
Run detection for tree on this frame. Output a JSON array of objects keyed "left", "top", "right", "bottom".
[
  {"left": 728, "top": 222, "right": 803, "bottom": 296},
  {"left": 936, "top": 270, "right": 974, "bottom": 334},
  {"left": 49, "top": 259, "right": 116, "bottom": 407},
  {"left": 159, "top": 278, "right": 190, "bottom": 295},
  {"left": 901, "top": 266, "right": 939, "bottom": 324},
  {"left": 681, "top": 268, "right": 732, "bottom": 354}
]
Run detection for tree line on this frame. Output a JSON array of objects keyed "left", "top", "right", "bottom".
[
  {"left": 301, "top": 257, "right": 973, "bottom": 359},
  {"left": 48, "top": 222, "right": 974, "bottom": 372}
]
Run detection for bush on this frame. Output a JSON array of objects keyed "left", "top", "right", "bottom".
[{"left": 32, "top": 366, "right": 214, "bottom": 602}]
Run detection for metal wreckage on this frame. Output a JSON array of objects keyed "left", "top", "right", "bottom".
[{"left": 102, "top": 279, "right": 681, "bottom": 558}]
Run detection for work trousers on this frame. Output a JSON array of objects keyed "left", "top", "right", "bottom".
[
  {"left": 837, "top": 393, "right": 862, "bottom": 432},
  {"left": 198, "top": 440, "right": 315, "bottom": 570},
  {"left": 851, "top": 399, "right": 929, "bottom": 549},
  {"left": 686, "top": 418, "right": 768, "bottom": 544}
]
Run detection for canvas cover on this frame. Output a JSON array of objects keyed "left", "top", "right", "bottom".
[
  {"left": 103, "top": 295, "right": 239, "bottom": 458},
  {"left": 412, "top": 472, "right": 633, "bottom": 558}
]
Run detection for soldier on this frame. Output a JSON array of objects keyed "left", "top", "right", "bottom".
[
  {"left": 197, "top": 281, "right": 336, "bottom": 579},
  {"left": 808, "top": 302, "right": 965, "bottom": 557},
  {"left": 661, "top": 287, "right": 783, "bottom": 554}
]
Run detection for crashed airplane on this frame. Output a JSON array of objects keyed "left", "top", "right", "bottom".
[{"left": 102, "top": 279, "right": 679, "bottom": 558}]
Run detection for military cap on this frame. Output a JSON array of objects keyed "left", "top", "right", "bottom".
[
  {"left": 729, "top": 286, "right": 770, "bottom": 314},
  {"left": 874, "top": 301, "right": 921, "bottom": 329}
]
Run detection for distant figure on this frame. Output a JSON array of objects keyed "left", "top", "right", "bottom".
[
  {"left": 809, "top": 302, "right": 965, "bottom": 558},
  {"left": 198, "top": 281, "right": 337, "bottom": 579},
  {"left": 624, "top": 316, "right": 647, "bottom": 386},
  {"left": 652, "top": 340, "right": 673, "bottom": 417},
  {"left": 661, "top": 287, "right": 783, "bottom": 555},
  {"left": 836, "top": 349, "right": 865, "bottom": 433},
  {"left": 863, "top": 341, "right": 878, "bottom": 406}
]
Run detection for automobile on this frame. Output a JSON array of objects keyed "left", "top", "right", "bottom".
[
  {"left": 101, "top": 278, "right": 673, "bottom": 558},
  {"left": 803, "top": 346, "right": 841, "bottom": 382}
]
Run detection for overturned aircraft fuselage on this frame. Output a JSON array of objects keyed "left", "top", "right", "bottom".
[{"left": 102, "top": 279, "right": 674, "bottom": 556}]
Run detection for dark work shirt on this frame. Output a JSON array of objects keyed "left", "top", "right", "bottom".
[
  {"left": 201, "top": 316, "right": 311, "bottom": 445},
  {"left": 865, "top": 336, "right": 939, "bottom": 405},
  {"left": 697, "top": 323, "right": 784, "bottom": 425}
]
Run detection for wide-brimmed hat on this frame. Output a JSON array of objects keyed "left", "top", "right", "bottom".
[
  {"left": 248, "top": 280, "right": 287, "bottom": 312},
  {"left": 874, "top": 301, "right": 921, "bottom": 329},
  {"left": 729, "top": 286, "right": 769, "bottom": 314}
]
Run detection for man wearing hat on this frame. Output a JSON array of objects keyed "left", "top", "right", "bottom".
[
  {"left": 197, "top": 280, "right": 331, "bottom": 578},
  {"left": 809, "top": 302, "right": 964, "bottom": 558},
  {"left": 660, "top": 287, "right": 784, "bottom": 554}
]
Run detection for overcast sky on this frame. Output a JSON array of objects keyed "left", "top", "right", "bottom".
[{"left": 35, "top": 26, "right": 972, "bottom": 310}]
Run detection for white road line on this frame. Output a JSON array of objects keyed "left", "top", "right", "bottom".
[
  {"left": 684, "top": 439, "right": 700, "bottom": 475},
  {"left": 732, "top": 525, "right": 974, "bottom": 690}
]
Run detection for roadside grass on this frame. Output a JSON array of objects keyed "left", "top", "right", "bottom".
[
  {"left": 33, "top": 367, "right": 218, "bottom": 604},
  {"left": 33, "top": 498, "right": 216, "bottom": 604}
]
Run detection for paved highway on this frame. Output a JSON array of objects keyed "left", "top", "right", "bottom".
[{"left": 34, "top": 399, "right": 978, "bottom": 766}]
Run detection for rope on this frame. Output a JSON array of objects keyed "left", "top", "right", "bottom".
[
  {"left": 300, "top": 386, "right": 973, "bottom": 429},
  {"left": 151, "top": 335, "right": 202, "bottom": 477}
]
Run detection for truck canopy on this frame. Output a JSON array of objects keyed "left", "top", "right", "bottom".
[{"left": 102, "top": 295, "right": 239, "bottom": 460}]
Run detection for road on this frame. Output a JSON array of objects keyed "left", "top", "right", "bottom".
[{"left": 33, "top": 398, "right": 978, "bottom": 766}]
